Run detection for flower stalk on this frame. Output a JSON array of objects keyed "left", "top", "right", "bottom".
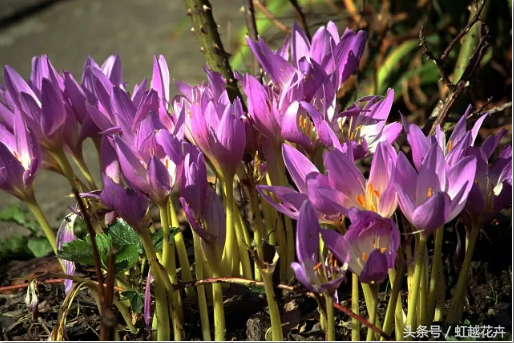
[
  {"left": 324, "top": 293, "right": 336, "bottom": 341},
  {"left": 426, "top": 226, "right": 444, "bottom": 326},
  {"left": 406, "top": 236, "right": 427, "bottom": 340},
  {"left": 446, "top": 223, "right": 480, "bottom": 324},
  {"left": 351, "top": 273, "right": 360, "bottom": 341},
  {"left": 193, "top": 232, "right": 212, "bottom": 341}
]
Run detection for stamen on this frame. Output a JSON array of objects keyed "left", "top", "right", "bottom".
[
  {"left": 361, "top": 252, "right": 368, "bottom": 262},
  {"left": 380, "top": 247, "right": 387, "bottom": 253},
  {"left": 313, "top": 262, "right": 323, "bottom": 271},
  {"left": 427, "top": 187, "right": 433, "bottom": 198},
  {"left": 448, "top": 140, "right": 453, "bottom": 152},
  {"left": 356, "top": 194, "right": 366, "bottom": 207},
  {"left": 372, "top": 238, "right": 376, "bottom": 249}
]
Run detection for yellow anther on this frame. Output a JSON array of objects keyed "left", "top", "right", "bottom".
[
  {"left": 361, "top": 252, "right": 368, "bottom": 262},
  {"left": 427, "top": 187, "right": 433, "bottom": 198},
  {"left": 313, "top": 262, "right": 323, "bottom": 271},
  {"left": 356, "top": 194, "right": 366, "bottom": 207},
  {"left": 448, "top": 140, "right": 454, "bottom": 152},
  {"left": 372, "top": 238, "right": 376, "bottom": 249},
  {"left": 380, "top": 247, "right": 387, "bottom": 253}
]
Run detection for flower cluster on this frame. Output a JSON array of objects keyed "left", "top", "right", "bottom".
[{"left": 0, "top": 20, "right": 511, "bottom": 342}]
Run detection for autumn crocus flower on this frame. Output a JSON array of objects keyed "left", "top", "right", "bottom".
[
  {"left": 0, "top": 114, "right": 41, "bottom": 201},
  {"left": 462, "top": 144, "right": 512, "bottom": 227},
  {"left": 291, "top": 201, "right": 348, "bottom": 295},
  {"left": 403, "top": 108, "right": 491, "bottom": 169},
  {"left": 178, "top": 69, "right": 246, "bottom": 178},
  {"left": 333, "top": 89, "right": 401, "bottom": 159},
  {"left": 3, "top": 64, "right": 66, "bottom": 151},
  {"left": 321, "top": 208, "right": 399, "bottom": 284},
  {"left": 394, "top": 143, "right": 477, "bottom": 237},
  {"left": 318, "top": 141, "right": 398, "bottom": 218}
]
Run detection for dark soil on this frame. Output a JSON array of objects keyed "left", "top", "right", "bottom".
[{"left": 0, "top": 213, "right": 511, "bottom": 341}]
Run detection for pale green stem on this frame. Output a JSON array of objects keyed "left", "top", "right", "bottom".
[
  {"left": 447, "top": 223, "right": 480, "bottom": 324},
  {"left": 193, "top": 232, "right": 212, "bottom": 341},
  {"left": 352, "top": 273, "right": 361, "bottom": 341},
  {"left": 158, "top": 203, "right": 183, "bottom": 339},
  {"left": 211, "top": 266, "right": 226, "bottom": 341},
  {"left": 48, "top": 147, "right": 78, "bottom": 188},
  {"left": 234, "top": 206, "right": 252, "bottom": 279},
  {"left": 139, "top": 228, "right": 171, "bottom": 341},
  {"left": 324, "top": 293, "right": 336, "bottom": 341},
  {"left": 418, "top": 260, "right": 427, "bottom": 326},
  {"left": 362, "top": 283, "right": 378, "bottom": 341},
  {"left": 382, "top": 262, "right": 404, "bottom": 340},
  {"left": 221, "top": 175, "right": 237, "bottom": 276},
  {"left": 70, "top": 150, "right": 97, "bottom": 190},
  {"left": 406, "top": 236, "right": 427, "bottom": 340},
  {"left": 426, "top": 226, "right": 444, "bottom": 326},
  {"left": 263, "top": 271, "right": 283, "bottom": 340},
  {"left": 169, "top": 200, "right": 195, "bottom": 298},
  {"left": 248, "top": 186, "right": 265, "bottom": 281},
  {"left": 24, "top": 195, "right": 57, "bottom": 254},
  {"left": 261, "top": 187, "right": 277, "bottom": 245}
]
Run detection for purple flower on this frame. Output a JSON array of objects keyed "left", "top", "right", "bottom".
[
  {"left": 4, "top": 64, "right": 66, "bottom": 150},
  {"left": 462, "top": 144, "right": 512, "bottom": 226},
  {"left": 394, "top": 143, "right": 477, "bottom": 237},
  {"left": 179, "top": 69, "right": 246, "bottom": 177},
  {"left": 333, "top": 89, "right": 401, "bottom": 159},
  {"left": 0, "top": 113, "right": 41, "bottom": 200},
  {"left": 403, "top": 107, "right": 489, "bottom": 169},
  {"left": 321, "top": 209, "right": 399, "bottom": 284},
  {"left": 319, "top": 141, "right": 398, "bottom": 218},
  {"left": 179, "top": 144, "right": 207, "bottom": 220},
  {"left": 56, "top": 213, "right": 78, "bottom": 294},
  {"left": 100, "top": 176, "right": 149, "bottom": 231},
  {"left": 291, "top": 201, "right": 348, "bottom": 295}
]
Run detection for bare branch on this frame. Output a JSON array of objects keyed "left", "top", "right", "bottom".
[
  {"left": 253, "top": 0, "right": 290, "bottom": 34},
  {"left": 419, "top": 25, "right": 455, "bottom": 91},
  {"left": 243, "top": 0, "right": 258, "bottom": 41},
  {"left": 289, "top": 0, "right": 311, "bottom": 40},
  {"left": 440, "top": 0, "right": 488, "bottom": 62}
]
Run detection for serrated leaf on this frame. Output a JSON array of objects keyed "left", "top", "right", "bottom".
[
  {"left": 107, "top": 219, "right": 143, "bottom": 254},
  {"left": 115, "top": 245, "right": 139, "bottom": 274},
  {"left": 119, "top": 291, "right": 138, "bottom": 301},
  {"left": 57, "top": 239, "right": 95, "bottom": 265},
  {"left": 27, "top": 238, "right": 53, "bottom": 257},
  {"left": 152, "top": 227, "right": 181, "bottom": 252},
  {"left": 131, "top": 292, "right": 144, "bottom": 313}
]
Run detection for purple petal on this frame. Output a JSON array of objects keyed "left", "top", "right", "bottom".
[
  {"left": 359, "top": 250, "right": 389, "bottom": 284},
  {"left": 291, "top": 262, "right": 318, "bottom": 293},
  {"left": 113, "top": 136, "right": 149, "bottom": 194},
  {"left": 57, "top": 214, "right": 77, "bottom": 294},
  {"left": 320, "top": 228, "right": 349, "bottom": 268},
  {"left": 403, "top": 116, "right": 430, "bottom": 170},
  {"left": 132, "top": 89, "right": 160, "bottom": 130},
  {"left": 4, "top": 66, "right": 40, "bottom": 110},
  {"left": 412, "top": 192, "right": 450, "bottom": 236},
  {"left": 41, "top": 78, "right": 66, "bottom": 137},
  {"left": 0, "top": 142, "right": 25, "bottom": 198},
  {"left": 291, "top": 22, "right": 311, "bottom": 68},
  {"left": 296, "top": 201, "right": 320, "bottom": 266},
  {"left": 415, "top": 143, "right": 446, "bottom": 204},
  {"left": 211, "top": 108, "right": 245, "bottom": 176},
  {"left": 101, "top": 54, "right": 123, "bottom": 86},
  {"left": 204, "top": 188, "right": 226, "bottom": 260},
  {"left": 282, "top": 143, "right": 319, "bottom": 194},
  {"left": 246, "top": 36, "right": 295, "bottom": 88},
  {"left": 324, "top": 148, "right": 365, "bottom": 197},
  {"left": 257, "top": 185, "right": 307, "bottom": 220}
]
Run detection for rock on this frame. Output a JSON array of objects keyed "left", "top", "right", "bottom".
[{"left": 246, "top": 312, "right": 270, "bottom": 341}]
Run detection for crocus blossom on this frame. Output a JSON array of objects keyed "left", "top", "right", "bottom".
[
  {"left": 291, "top": 201, "right": 349, "bottom": 295},
  {"left": 321, "top": 208, "right": 400, "bottom": 284},
  {"left": 394, "top": 143, "right": 477, "bottom": 237},
  {"left": 0, "top": 114, "right": 41, "bottom": 201},
  {"left": 462, "top": 144, "right": 512, "bottom": 227},
  {"left": 56, "top": 213, "right": 78, "bottom": 294}
]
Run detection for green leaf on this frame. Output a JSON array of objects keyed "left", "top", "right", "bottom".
[
  {"left": 115, "top": 245, "right": 139, "bottom": 274},
  {"left": 0, "top": 235, "right": 30, "bottom": 258},
  {"left": 152, "top": 227, "right": 181, "bottom": 252},
  {"left": 0, "top": 205, "right": 39, "bottom": 232},
  {"left": 131, "top": 292, "right": 144, "bottom": 313},
  {"left": 119, "top": 290, "right": 144, "bottom": 313},
  {"left": 119, "top": 291, "right": 138, "bottom": 301},
  {"left": 27, "top": 238, "right": 53, "bottom": 257},
  {"left": 107, "top": 219, "right": 143, "bottom": 254},
  {"left": 57, "top": 239, "right": 95, "bottom": 265}
]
